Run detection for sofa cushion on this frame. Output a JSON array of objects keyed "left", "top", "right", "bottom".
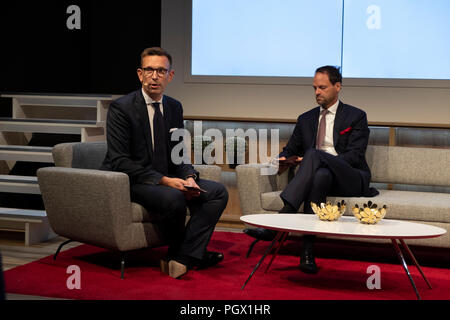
[
  {"left": 261, "top": 191, "right": 304, "bottom": 212},
  {"left": 333, "top": 190, "right": 450, "bottom": 224},
  {"left": 261, "top": 189, "right": 450, "bottom": 224}
]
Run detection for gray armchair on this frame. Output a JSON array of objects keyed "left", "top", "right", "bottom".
[{"left": 37, "top": 142, "right": 222, "bottom": 279}]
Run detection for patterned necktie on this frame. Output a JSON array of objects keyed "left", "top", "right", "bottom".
[
  {"left": 316, "top": 109, "right": 329, "bottom": 149},
  {"left": 151, "top": 102, "right": 168, "bottom": 175}
]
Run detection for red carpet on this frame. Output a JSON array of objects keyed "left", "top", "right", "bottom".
[{"left": 4, "top": 231, "right": 450, "bottom": 300}]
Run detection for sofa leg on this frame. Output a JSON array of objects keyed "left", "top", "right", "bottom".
[
  {"left": 246, "top": 239, "right": 260, "bottom": 258},
  {"left": 53, "top": 239, "right": 74, "bottom": 261}
]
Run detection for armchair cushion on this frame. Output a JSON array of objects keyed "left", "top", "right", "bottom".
[
  {"left": 72, "top": 141, "right": 107, "bottom": 169},
  {"left": 131, "top": 202, "right": 154, "bottom": 223}
]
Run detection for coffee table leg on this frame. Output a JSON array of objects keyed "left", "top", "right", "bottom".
[
  {"left": 264, "top": 232, "right": 289, "bottom": 273},
  {"left": 391, "top": 239, "right": 421, "bottom": 300},
  {"left": 241, "top": 231, "right": 283, "bottom": 290},
  {"left": 399, "top": 239, "right": 432, "bottom": 289}
]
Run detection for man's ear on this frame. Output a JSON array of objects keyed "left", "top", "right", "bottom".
[
  {"left": 137, "top": 68, "right": 144, "bottom": 83},
  {"left": 168, "top": 69, "right": 175, "bottom": 82}
]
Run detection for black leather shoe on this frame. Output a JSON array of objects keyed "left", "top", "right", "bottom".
[
  {"left": 194, "top": 251, "right": 224, "bottom": 269},
  {"left": 243, "top": 227, "right": 277, "bottom": 241},
  {"left": 299, "top": 251, "right": 318, "bottom": 274}
]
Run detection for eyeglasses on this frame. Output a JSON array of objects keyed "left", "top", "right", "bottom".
[{"left": 141, "top": 67, "right": 168, "bottom": 77}]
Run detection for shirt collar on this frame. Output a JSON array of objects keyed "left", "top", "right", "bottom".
[
  {"left": 141, "top": 88, "right": 163, "bottom": 105},
  {"left": 321, "top": 99, "right": 339, "bottom": 115}
]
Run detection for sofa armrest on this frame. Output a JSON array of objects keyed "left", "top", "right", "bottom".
[
  {"left": 236, "top": 164, "right": 286, "bottom": 215},
  {"left": 193, "top": 164, "right": 222, "bottom": 182},
  {"left": 37, "top": 167, "right": 133, "bottom": 250}
]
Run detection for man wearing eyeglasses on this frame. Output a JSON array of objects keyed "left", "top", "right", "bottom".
[{"left": 101, "top": 47, "right": 228, "bottom": 279}]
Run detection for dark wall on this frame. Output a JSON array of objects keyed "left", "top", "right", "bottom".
[{"left": 0, "top": 1, "right": 161, "bottom": 95}]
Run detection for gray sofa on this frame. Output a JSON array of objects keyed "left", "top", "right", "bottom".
[
  {"left": 236, "top": 145, "right": 450, "bottom": 248},
  {"left": 37, "top": 142, "right": 222, "bottom": 277}
]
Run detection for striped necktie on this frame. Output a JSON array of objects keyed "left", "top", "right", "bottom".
[{"left": 316, "top": 109, "right": 329, "bottom": 149}]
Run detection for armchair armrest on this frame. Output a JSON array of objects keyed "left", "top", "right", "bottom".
[
  {"left": 51, "top": 143, "right": 74, "bottom": 168},
  {"left": 37, "top": 167, "right": 135, "bottom": 250}
]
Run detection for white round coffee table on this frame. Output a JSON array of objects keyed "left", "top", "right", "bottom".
[{"left": 240, "top": 214, "right": 446, "bottom": 299}]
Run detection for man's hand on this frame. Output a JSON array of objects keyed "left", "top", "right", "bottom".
[
  {"left": 159, "top": 176, "right": 201, "bottom": 199},
  {"left": 276, "top": 156, "right": 303, "bottom": 165},
  {"left": 184, "top": 177, "right": 201, "bottom": 199},
  {"left": 159, "top": 176, "right": 188, "bottom": 191},
  {"left": 274, "top": 156, "right": 303, "bottom": 174}
]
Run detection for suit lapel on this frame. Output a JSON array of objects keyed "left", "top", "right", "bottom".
[
  {"left": 333, "top": 101, "right": 345, "bottom": 146},
  {"left": 134, "top": 90, "right": 154, "bottom": 155},
  {"left": 162, "top": 95, "right": 171, "bottom": 131}
]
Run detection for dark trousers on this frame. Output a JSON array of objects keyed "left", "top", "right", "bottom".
[
  {"left": 281, "top": 149, "right": 363, "bottom": 214},
  {"left": 130, "top": 179, "right": 228, "bottom": 261}
]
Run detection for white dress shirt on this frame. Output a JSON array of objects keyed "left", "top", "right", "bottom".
[
  {"left": 142, "top": 89, "right": 164, "bottom": 151},
  {"left": 317, "top": 100, "right": 339, "bottom": 156}
]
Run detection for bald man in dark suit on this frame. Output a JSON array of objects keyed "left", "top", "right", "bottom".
[{"left": 245, "top": 66, "right": 378, "bottom": 274}]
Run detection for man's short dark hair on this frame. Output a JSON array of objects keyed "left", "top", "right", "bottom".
[
  {"left": 140, "top": 47, "right": 173, "bottom": 69},
  {"left": 315, "top": 65, "right": 342, "bottom": 85}
]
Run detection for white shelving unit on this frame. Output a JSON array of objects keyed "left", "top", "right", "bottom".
[{"left": 0, "top": 93, "right": 113, "bottom": 245}]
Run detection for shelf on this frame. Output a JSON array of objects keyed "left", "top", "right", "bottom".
[
  {"left": 0, "top": 117, "right": 101, "bottom": 135},
  {"left": 0, "top": 175, "right": 40, "bottom": 194},
  {"left": 1, "top": 93, "right": 113, "bottom": 108},
  {"left": 0, "top": 145, "right": 53, "bottom": 163}
]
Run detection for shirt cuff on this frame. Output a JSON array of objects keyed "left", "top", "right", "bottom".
[{"left": 185, "top": 174, "right": 198, "bottom": 181}]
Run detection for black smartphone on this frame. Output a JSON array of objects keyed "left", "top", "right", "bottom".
[{"left": 183, "top": 185, "right": 207, "bottom": 193}]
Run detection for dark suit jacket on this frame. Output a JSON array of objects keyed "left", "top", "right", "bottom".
[
  {"left": 279, "top": 101, "right": 377, "bottom": 197},
  {"left": 101, "top": 89, "right": 197, "bottom": 185}
]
